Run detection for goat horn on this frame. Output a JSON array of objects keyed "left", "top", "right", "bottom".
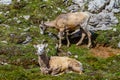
[{"left": 41, "top": 20, "right": 44, "bottom": 24}]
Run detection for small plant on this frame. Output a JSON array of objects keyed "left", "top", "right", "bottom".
[{"left": 96, "top": 25, "right": 120, "bottom": 48}]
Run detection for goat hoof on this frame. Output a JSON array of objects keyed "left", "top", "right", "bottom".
[
  {"left": 67, "top": 44, "right": 70, "bottom": 47},
  {"left": 58, "top": 45, "right": 61, "bottom": 48},
  {"left": 76, "top": 43, "right": 79, "bottom": 46},
  {"left": 87, "top": 44, "right": 91, "bottom": 49},
  {"left": 87, "top": 46, "right": 91, "bottom": 49}
]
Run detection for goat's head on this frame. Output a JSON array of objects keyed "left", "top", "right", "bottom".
[
  {"left": 39, "top": 21, "right": 47, "bottom": 35},
  {"left": 34, "top": 43, "right": 48, "bottom": 55}
]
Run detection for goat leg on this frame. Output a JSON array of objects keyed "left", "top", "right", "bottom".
[
  {"left": 51, "top": 67, "right": 61, "bottom": 76},
  {"left": 58, "top": 31, "right": 64, "bottom": 48},
  {"left": 66, "top": 30, "right": 70, "bottom": 47},
  {"left": 86, "top": 31, "right": 92, "bottom": 48},
  {"left": 58, "top": 32, "right": 62, "bottom": 48},
  {"left": 76, "top": 32, "right": 86, "bottom": 46}
]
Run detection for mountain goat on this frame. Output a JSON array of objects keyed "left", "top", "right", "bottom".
[
  {"left": 34, "top": 43, "right": 83, "bottom": 76},
  {"left": 40, "top": 12, "right": 91, "bottom": 48}
]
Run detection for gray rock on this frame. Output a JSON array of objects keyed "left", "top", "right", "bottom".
[
  {"left": 118, "top": 42, "right": 120, "bottom": 48},
  {"left": 23, "top": 15, "right": 30, "bottom": 20},
  {"left": 17, "top": 0, "right": 20, "bottom": 2},
  {"left": 0, "top": 24, "right": 10, "bottom": 28},
  {"left": 22, "top": 36, "right": 32, "bottom": 44},
  {"left": 105, "top": 0, "right": 120, "bottom": 13},
  {"left": 112, "top": 28, "right": 117, "bottom": 32},
  {"left": 0, "top": 0, "right": 12, "bottom": 5},
  {"left": 23, "top": 27, "right": 30, "bottom": 32},
  {"left": 67, "top": 4, "right": 80, "bottom": 12},
  {"left": 13, "top": 17, "right": 18, "bottom": 20},
  {"left": 0, "top": 12, "right": 3, "bottom": 15},
  {"left": 67, "top": 0, "right": 119, "bottom": 31},
  {"left": 1, "top": 41, "right": 8, "bottom": 44},
  {"left": 88, "top": 0, "right": 109, "bottom": 12},
  {"left": 69, "top": 0, "right": 120, "bottom": 13},
  {"left": 48, "top": 32, "right": 58, "bottom": 40},
  {"left": 4, "top": 11, "right": 10, "bottom": 16},
  {"left": 17, "top": 20, "right": 21, "bottom": 24},
  {"left": 72, "top": 0, "right": 88, "bottom": 11},
  {"left": 89, "top": 10, "right": 118, "bottom": 31},
  {"left": 0, "top": 61, "right": 8, "bottom": 65}
]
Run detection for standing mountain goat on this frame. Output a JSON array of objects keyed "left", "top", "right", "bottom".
[
  {"left": 40, "top": 12, "right": 91, "bottom": 48},
  {"left": 34, "top": 43, "right": 83, "bottom": 76}
]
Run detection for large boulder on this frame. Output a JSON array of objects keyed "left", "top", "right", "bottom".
[{"left": 0, "top": 0, "right": 12, "bottom": 5}]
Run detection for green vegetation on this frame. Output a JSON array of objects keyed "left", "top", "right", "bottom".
[
  {"left": 96, "top": 14, "right": 120, "bottom": 48},
  {"left": 0, "top": 0, "right": 120, "bottom": 80}
]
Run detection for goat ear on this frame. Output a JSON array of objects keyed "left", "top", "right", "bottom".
[
  {"left": 55, "top": 43, "right": 59, "bottom": 49},
  {"left": 41, "top": 20, "right": 44, "bottom": 24},
  {"left": 33, "top": 45, "right": 37, "bottom": 48},
  {"left": 44, "top": 43, "right": 48, "bottom": 48}
]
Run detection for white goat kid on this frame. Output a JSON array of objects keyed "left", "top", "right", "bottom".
[{"left": 34, "top": 43, "right": 83, "bottom": 76}]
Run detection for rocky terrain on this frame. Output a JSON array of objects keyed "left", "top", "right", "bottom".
[{"left": 0, "top": 0, "right": 120, "bottom": 80}]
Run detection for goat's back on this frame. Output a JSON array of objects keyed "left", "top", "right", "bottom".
[
  {"left": 55, "top": 12, "right": 90, "bottom": 31},
  {"left": 49, "top": 56, "right": 69, "bottom": 69},
  {"left": 49, "top": 56, "right": 81, "bottom": 71}
]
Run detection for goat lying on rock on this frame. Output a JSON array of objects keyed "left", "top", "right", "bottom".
[
  {"left": 40, "top": 12, "right": 91, "bottom": 48},
  {"left": 34, "top": 43, "right": 83, "bottom": 76}
]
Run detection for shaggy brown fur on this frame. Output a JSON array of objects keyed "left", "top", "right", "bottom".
[
  {"left": 49, "top": 56, "right": 83, "bottom": 75},
  {"left": 34, "top": 44, "right": 83, "bottom": 76},
  {"left": 40, "top": 12, "right": 91, "bottom": 48}
]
